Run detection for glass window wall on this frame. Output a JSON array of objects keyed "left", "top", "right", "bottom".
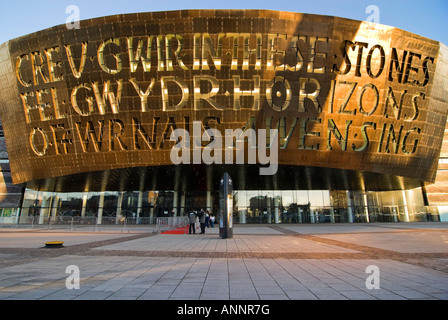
[{"left": 17, "top": 186, "right": 434, "bottom": 225}]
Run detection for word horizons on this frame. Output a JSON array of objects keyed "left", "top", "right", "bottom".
[
  {"left": 17, "top": 33, "right": 434, "bottom": 121},
  {"left": 14, "top": 31, "right": 434, "bottom": 160}
]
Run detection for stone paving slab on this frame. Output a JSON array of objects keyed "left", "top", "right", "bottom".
[
  {"left": 0, "top": 255, "right": 447, "bottom": 300},
  {"left": 316, "top": 231, "right": 448, "bottom": 253},
  {"left": 0, "top": 231, "right": 136, "bottom": 248},
  {"left": 0, "top": 223, "right": 447, "bottom": 301},
  {"left": 93, "top": 233, "right": 359, "bottom": 253},
  {"left": 280, "top": 222, "right": 448, "bottom": 234}
]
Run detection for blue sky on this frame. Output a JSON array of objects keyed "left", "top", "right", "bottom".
[{"left": 0, "top": 0, "right": 447, "bottom": 45}]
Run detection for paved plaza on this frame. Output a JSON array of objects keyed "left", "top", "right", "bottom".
[{"left": 0, "top": 222, "right": 447, "bottom": 301}]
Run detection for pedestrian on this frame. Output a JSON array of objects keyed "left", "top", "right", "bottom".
[
  {"left": 188, "top": 210, "right": 196, "bottom": 234},
  {"left": 199, "top": 208, "right": 206, "bottom": 234},
  {"left": 205, "top": 210, "right": 210, "bottom": 228},
  {"left": 210, "top": 214, "right": 215, "bottom": 228}
]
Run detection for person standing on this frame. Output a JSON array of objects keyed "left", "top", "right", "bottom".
[
  {"left": 188, "top": 210, "right": 196, "bottom": 234},
  {"left": 210, "top": 214, "right": 215, "bottom": 228},
  {"left": 205, "top": 210, "right": 210, "bottom": 228},
  {"left": 199, "top": 208, "right": 206, "bottom": 234}
]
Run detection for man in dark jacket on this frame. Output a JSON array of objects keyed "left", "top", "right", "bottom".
[
  {"left": 198, "top": 208, "right": 206, "bottom": 234},
  {"left": 188, "top": 210, "right": 196, "bottom": 234}
]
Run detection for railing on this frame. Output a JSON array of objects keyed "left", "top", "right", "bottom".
[
  {"left": 0, "top": 205, "right": 443, "bottom": 230},
  {"left": 154, "top": 216, "right": 189, "bottom": 234},
  {"left": 0, "top": 215, "right": 190, "bottom": 233}
]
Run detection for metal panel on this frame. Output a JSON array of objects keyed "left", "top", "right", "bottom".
[{"left": 0, "top": 10, "right": 446, "bottom": 192}]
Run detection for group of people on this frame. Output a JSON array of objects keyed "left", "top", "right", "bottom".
[{"left": 188, "top": 209, "right": 216, "bottom": 234}]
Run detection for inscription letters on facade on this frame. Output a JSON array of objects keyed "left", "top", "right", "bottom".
[
  {"left": 1, "top": 10, "right": 445, "bottom": 189},
  {"left": 17, "top": 32, "right": 432, "bottom": 158}
]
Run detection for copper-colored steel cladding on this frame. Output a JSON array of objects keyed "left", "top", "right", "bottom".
[{"left": 0, "top": 10, "right": 447, "bottom": 192}]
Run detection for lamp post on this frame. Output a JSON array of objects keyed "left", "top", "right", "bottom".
[{"left": 219, "top": 172, "right": 233, "bottom": 239}]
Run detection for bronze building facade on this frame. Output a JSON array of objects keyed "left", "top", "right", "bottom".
[{"left": 0, "top": 10, "right": 447, "bottom": 225}]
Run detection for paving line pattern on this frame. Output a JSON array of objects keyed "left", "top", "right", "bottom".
[{"left": 0, "top": 225, "right": 447, "bottom": 300}]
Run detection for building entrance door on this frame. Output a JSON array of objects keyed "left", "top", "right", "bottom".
[
  {"left": 382, "top": 205, "right": 399, "bottom": 222},
  {"left": 179, "top": 191, "right": 219, "bottom": 216}
]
